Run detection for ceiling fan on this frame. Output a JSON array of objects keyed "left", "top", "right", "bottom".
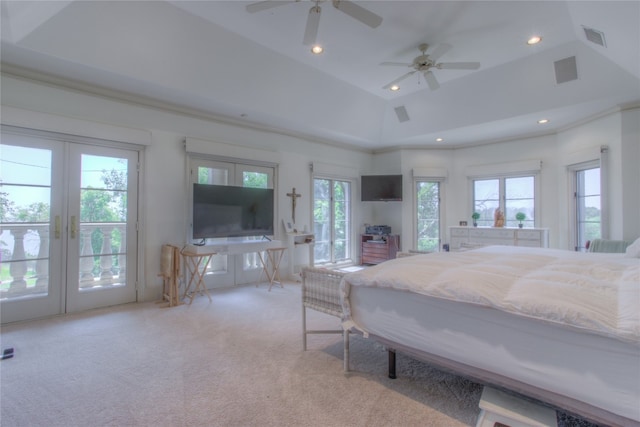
[
  {"left": 246, "top": 0, "right": 383, "bottom": 46},
  {"left": 382, "top": 43, "right": 481, "bottom": 91}
]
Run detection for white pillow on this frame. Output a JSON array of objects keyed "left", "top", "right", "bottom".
[{"left": 624, "top": 237, "right": 640, "bottom": 258}]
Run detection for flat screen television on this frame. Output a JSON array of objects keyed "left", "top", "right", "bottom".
[
  {"left": 361, "top": 174, "right": 403, "bottom": 201},
  {"left": 192, "top": 184, "right": 274, "bottom": 239}
]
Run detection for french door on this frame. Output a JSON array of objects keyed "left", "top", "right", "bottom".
[
  {"left": 572, "top": 163, "right": 602, "bottom": 251},
  {"left": 313, "top": 178, "right": 352, "bottom": 265},
  {"left": 1, "top": 130, "right": 139, "bottom": 323},
  {"left": 415, "top": 180, "right": 441, "bottom": 251},
  {"left": 189, "top": 158, "right": 275, "bottom": 286}
]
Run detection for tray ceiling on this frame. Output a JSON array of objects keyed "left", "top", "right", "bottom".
[{"left": 1, "top": 1, "right": 639, "bottom": 150}]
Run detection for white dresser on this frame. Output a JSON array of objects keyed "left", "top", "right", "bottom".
[{"left": 449, "top": 226, "right": 549, "bottom": 250}]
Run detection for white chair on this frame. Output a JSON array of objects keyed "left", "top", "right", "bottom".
[{"left": 301, "top": 267, "right": 347, "bottom": 353}]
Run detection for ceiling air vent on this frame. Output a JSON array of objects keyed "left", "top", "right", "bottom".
[
  {"left": 394, "top": 106, "right": 410, "bottom": 123},
  {"left": 583, "top": 26, "right": 606, "bottom": 47},
  {"left": 554, "top": 56, "right": 578, "bottom": 84}
]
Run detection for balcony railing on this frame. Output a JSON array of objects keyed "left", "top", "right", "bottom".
[{"left": 0, "top": 222, "right": 126, "bottom": 301}]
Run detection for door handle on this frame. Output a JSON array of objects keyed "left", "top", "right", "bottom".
[
  {"left": 70, "top": 216, "right": 77, "bottom": 239},
  {"left": 55, "top": 215, "right": 61, "bottom": 239}
]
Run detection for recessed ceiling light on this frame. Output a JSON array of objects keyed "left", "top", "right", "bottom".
[
  {"left": 527, "top": 36, "right": 542, "bottom": 45},
  {"left": 311, "top": 45, "right": 323, "bottom": 54},
  {"left": 390, "top": 85, "right": 400, "bottom": 91},
  {"left": 436, "top": 137, "right": 444, "bottom": 142},
  {"left": 537, "top": 118, "right": 549, "bottom": 124}
]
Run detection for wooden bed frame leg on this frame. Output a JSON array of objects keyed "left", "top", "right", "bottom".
[{"left": 388, "top": 349, "right": 397, "bottom": 379}]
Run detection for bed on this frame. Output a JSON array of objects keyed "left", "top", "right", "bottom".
[{"left": 338, "top": 245, "right": 640, "bottom": 427}]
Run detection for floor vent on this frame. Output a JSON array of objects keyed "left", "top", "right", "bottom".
[
  {"left": 554, "top": 56, "right": 578, "bottom": 84},
  {"left": 583, "top": 26, "right": 606, "bottom": 47},
  {"left": 394, "top": 106, "right": 410, "bottom": 123}
]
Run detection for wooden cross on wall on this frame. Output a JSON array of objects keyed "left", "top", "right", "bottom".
[{"left": 286, "top": 187, "right": 301, "bottom": 224}]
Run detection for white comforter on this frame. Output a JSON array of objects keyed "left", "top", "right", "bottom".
[{"left": 342, "top": 246, "right": 640, "bottom": 344}]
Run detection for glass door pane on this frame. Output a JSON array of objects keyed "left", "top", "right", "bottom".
[
  {"left": 313, "top": 178, "right": 331, "bottom": 263},
  {"left": 66, "top": 144, "right": 138, "bottom": 313},
  {"left": 1, "top": 134, "right": 64, "bottom": 323},
  {"left": 313, "top": 178, "right": 352, "bottom": 264},
  {"left": 190, "top": 160, "right": 233, "bottom": 287},
  {"left": 235, "top": 165, "right": 273, "bottom": 285},
  {"left": 416, "top": 181, "right": 440, "bottom": 251},
  {"left": 333, "top": 180, "right": 350, "bottom": 262},
  {"left": 576, "top": 168, "right": 601, "bottom": 251}
]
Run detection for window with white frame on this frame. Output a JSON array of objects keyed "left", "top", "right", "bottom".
[{"left": 472, "top": 175, "right": 536, "bottom": 227}]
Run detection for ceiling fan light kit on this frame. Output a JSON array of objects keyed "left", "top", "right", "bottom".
[{"left": 527, "top": 35, "right": 542, "bottom": 45}]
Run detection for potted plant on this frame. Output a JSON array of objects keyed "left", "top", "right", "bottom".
[
  {"left": 515, "top": 212, "right": 526, "bottom": 228},
  {"left": 471, "top": 212, "right": 480, "bottom": 227}
]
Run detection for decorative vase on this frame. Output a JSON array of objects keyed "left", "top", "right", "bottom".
[
  {"left": 473, "top": 222, "right": 478, "bottom": 227},
  {"left": 518, "top": 224, "right": 523, "bottom": 228}
]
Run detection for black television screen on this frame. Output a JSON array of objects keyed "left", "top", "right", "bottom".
[
  {"left": 193, "top": 184, "right": 274, "bottom": 239},
  {"left": 361, "top": 174, "right": 403, "bottom": 201}
]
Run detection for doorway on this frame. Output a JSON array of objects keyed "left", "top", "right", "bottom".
[
  {"left": 1, "top": 129, "right": 140, "bottom": 323},
  {"left": 189, "top": 158, "right": 276, "bottom": 286}
]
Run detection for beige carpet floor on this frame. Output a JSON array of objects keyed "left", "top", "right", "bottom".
[{"left": 0, "top": 281, "right": 594, "bottom": 426}]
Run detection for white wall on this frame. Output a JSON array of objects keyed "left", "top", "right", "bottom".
[
  {"left": 2, "top": 73, "right": 637, "bottom": 302},
  {"left": 370, "top": 108, "right": 639, "bottom": 251},
  {"left": 397, "top": 148, "right": 454, "bottom": 251},
  {"left": 450, "top": 134, "right": 561, "bottom": 246},
  {"left": 555, "top": 108, "right": 640, "bottom": 245},
  {"left": 1, "top": 74, "right": 373, "bottom": 301},
  {"left": 620, "top": 108, "right": 640, "bottom": 241}
]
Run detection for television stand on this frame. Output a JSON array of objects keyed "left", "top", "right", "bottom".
[{"left": 184, "top": 239, "right": 283, "bottom": 255}]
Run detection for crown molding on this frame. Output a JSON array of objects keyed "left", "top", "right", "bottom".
[{"left": 0, "top": 63, "right": 373, "bottom": 154}]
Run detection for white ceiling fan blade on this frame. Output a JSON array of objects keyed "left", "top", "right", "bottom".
[
  {"left": 423, "top": 71, "right": 440, "bottom": 90},
  {"left": 380, "top": 62, "right": 412, "bottom": 67},
  {"left": 438, "top": 62, "right": 481, "bottom": 70},
  {"left": 246, "top": 1, "right": 295, "bottom": 14},
  {"left": 382, "top": 71, "right": 416, "bottom": 90},
  {"left": 303, "top": 5, "right": 321, "bottom": 46},
  {"left": 428, "top": 43, "right": 452, "bottom": 62},
  {"left": 332, "top": 0, "right": 383, "bottom": 28}
]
